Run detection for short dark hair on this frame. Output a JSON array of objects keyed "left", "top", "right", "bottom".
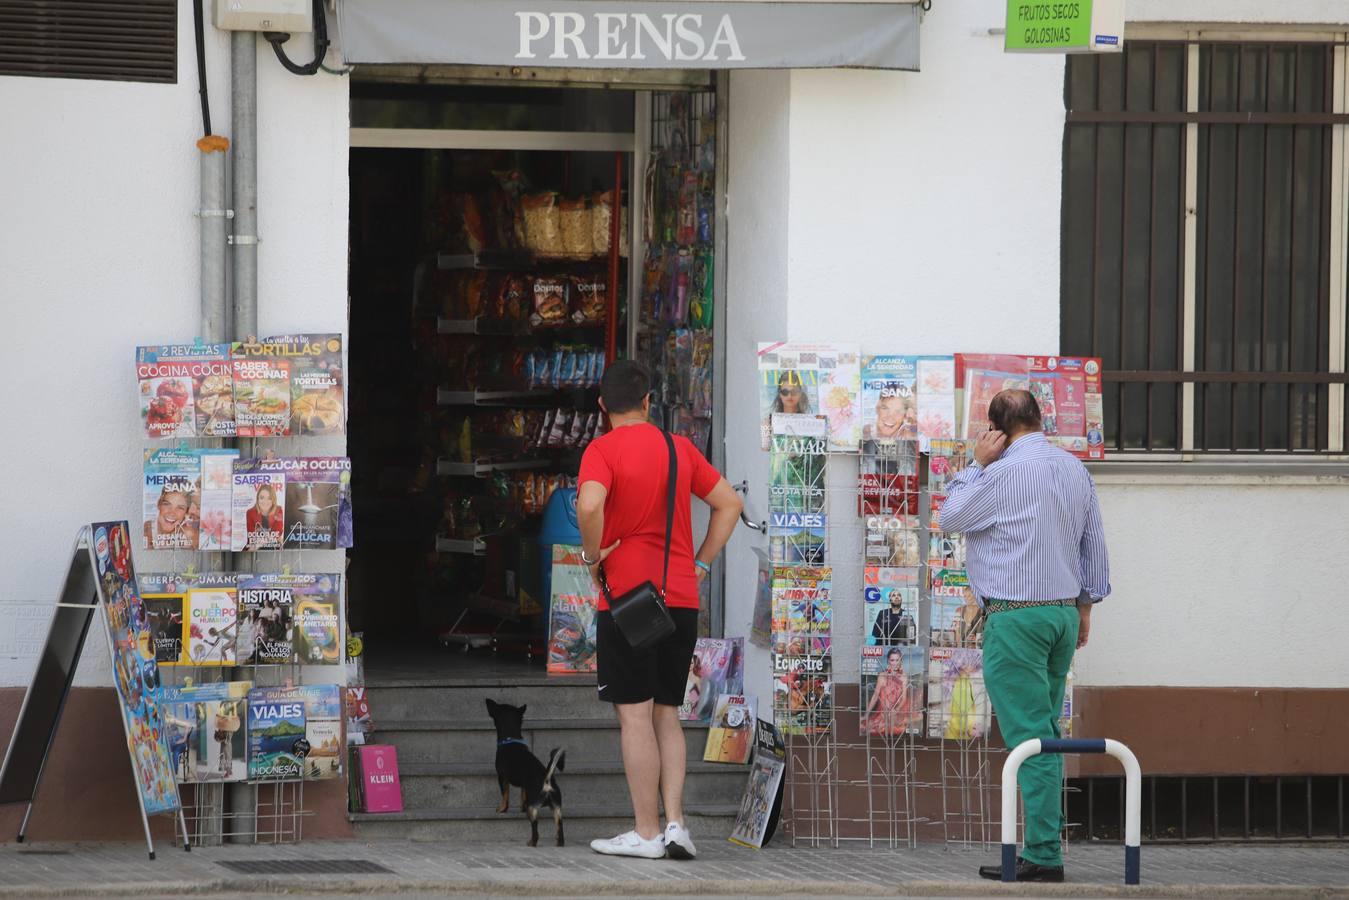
[
  {"left": 988, "top": 389, "right": 1042, "bottom": 433},
  {"left": 600, "top": 359, "right": 651, "bottom": 415}
]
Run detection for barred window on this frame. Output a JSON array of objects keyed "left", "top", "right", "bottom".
[{"left": 1061, "top": 41, "right": 1347, "bottom": 454}]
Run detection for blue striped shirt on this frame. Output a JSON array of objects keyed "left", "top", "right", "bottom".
[{"left": 939, "top": 431, "right": 1111, "bottom": 605}]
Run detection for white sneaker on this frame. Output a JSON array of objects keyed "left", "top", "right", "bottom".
[
  {"left": 663, "top": 821, "right": 697, "bottom": 860},
  {"left": 589, "top": 830, "right": 667, "bottom": 859}
]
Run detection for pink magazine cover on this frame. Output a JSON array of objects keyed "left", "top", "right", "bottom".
[{"left": 358, "top": 745, "right": 403, "bottom": 813}]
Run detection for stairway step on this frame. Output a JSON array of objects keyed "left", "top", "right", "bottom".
[
  {"left": 370, "top": 718, "right": 716, "bottom": 764},
  {"left": 350, "top": 803, "right": 741, "bottom": 844},
  {"left": 365, "top": 682, "right": 601, "bottom": 720}
]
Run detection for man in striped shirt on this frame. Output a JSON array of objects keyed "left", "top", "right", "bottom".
[{"left": 940, "top": 389, "right": 1111, "bottom": 883}]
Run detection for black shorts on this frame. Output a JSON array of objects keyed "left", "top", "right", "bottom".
[{"left": 596, "top": 607, "right": 699, "bottom": 706}]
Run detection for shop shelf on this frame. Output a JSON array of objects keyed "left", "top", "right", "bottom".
[
  {"left": 436, "top": 316, "right": 529, "bottom": 336},
  {"left": 436, "top": 388, "right": 557, "bottom": 406},
  {"left": 436, "top": 457, "right": 552, "bottom": 478},
  {"left": 435, "top": 536, "right": 489, "bottom": 556},
  {"left": 437, "top": 250, "right": 536, "bottom": 271}
]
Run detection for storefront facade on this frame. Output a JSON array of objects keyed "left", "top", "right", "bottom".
[{"left": 2, "top": 0, "right": 1347, "bottom": 842}]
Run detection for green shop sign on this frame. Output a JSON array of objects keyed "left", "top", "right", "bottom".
[{"left": 1005, "top": 0, "right": 1123, "bottom": 53}]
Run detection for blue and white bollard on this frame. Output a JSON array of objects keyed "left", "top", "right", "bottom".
[{"left": 1000, "top": 737, "right": 1141, "bottom": 885}]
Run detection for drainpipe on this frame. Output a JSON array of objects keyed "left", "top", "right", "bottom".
[
  {"left": 198, "top": 136, "right": 230, "bottom": 342},
  {"left": 228, "top": 29, "right": 259, "bottom": 843},
  {"left": 232, "top": 31, "right": 259, "bottom": 340}
]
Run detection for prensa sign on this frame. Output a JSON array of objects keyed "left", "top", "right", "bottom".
[{"left": 339, "top": 0, "right": 922, "bottom": 71}]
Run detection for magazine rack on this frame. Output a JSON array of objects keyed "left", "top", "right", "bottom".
[{"left": 765, "top": 444, "right": 1081, "bottom": 854}]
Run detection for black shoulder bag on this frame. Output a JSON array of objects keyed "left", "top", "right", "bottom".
[{"left": 598, "top": 427, "right": 678, "bottom": 650}]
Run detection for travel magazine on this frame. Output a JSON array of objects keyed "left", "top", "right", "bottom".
[
  {"left": 768, "top": 425, "right": 828, "bottom": 515},
  {"left": 159, "top": 681, "right": 251, "bottom": 783},
  {"left": 247, "top": 684, "right": 344, "bottom": 781},
  {"left": 768, "top": 510, "right": 828, "bottom": 566}
]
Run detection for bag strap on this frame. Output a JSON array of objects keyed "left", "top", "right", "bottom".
[{"left": 659, "top": 425, "right": 677, "bottom": 596}]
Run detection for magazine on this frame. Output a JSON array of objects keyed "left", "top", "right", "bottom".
[
  {"left": 267, "top": 333, "right": 346, "bottom": 437},
  {"left": 346, "top": 687, "right": 373, "bottom": 747},
  {"left": 749, "top": 548, "right": 773, "bottom": 650},
  {"left": 704, "top": 694, "right": 757, "bottom": 764},
  {"left": 928, "top": 532, "right": 967, "bottom": 569},
  {"left": 863, "top": 566, "right": 919, "bottom": 646},
  {"left": 728, "top": 719, "right": 786, "bottom": 849},
  {"left": 858, "top": 440, "right": 918, "bottom": 517},
  {"left": 138, "top": 572, "right": 238, "bottom": 665},
  {"left": 679, "top": 638, "right": 745, "bottom": 724},
  {"left": 278, "top": 457, "right": 354, "bottom": 550},
  {"left": 768, "top": 429, "right": 828, "bottom": 515},
  {"left": 860, "top": 355, "right": 920, "bottom": 443},
  {"left": 159, "top": 681, "right": 251, "bottom": 783},
  {"left": 135, "top": 343, "right": 235, "bottom": 439},
  {"left": 231, "top": 459, "right": 285, "bottom": 551},
  {"left": 768, "top": 511, "right": 827, "bottom": 566},
  {"left": 232, "top": 343, "right": 293, "bottom": 437},
  {"left": 954, "top": 353, "right": 1030, "bottom": 438},
  {"left": 772, "top": 652, "right": 832, "bottom": 735},
  {"left": 546, "top": 545, "right": 599, "bottom": 674},
  {"left": 303, "top": 684, "right": 345, "bottom": 781},
  {"left": 927, "top": 648, "right": 991, "bottom": 741},
  {"left": 290, "top": 574, "right": 343, "bottom": 665},
  {"left": 926, "top": 439, "right": 975, "bottom": 495},
  {"left": 1028, "top": 356, "right": 1105, "bottom": 459},
  {"left": 237, "top": 574, "right": 296, "bottom": 665},
  {"left": 859, "top": 645, "right": 925, "bottom": 736},
  {"left": 1059, "top": 672, "right": 1074, "bottom": 738},
  {"left": 141, "top": 449, "right": 199, "bottom": 551},
  {"left": 928, "top": 568, "right": 983, "bottom": 649},
  {"left": 769, "top": 566, "right": 831, "bottom": 657},
  {"left": 757, "top": 342, "right": 862, "bottom": 452},
  {"left": 184, "top": 587, "right": 238, "bottom": 666},
  {"left": 864, "top": 516, "right": 921, "bottom": 567},
  {"left": 915, "top": 356, "right": 957, "bottom": 444},
  {"left": 197, "top": 449, "right": 237, "bottom": 551}
]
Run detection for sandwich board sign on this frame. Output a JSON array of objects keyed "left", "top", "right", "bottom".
[
  {"left": 1005, "top": 0, "right": 1124, "bottom": 53},
  {"left": 0, "top": 522, "right": 187, "bottom": 858}
]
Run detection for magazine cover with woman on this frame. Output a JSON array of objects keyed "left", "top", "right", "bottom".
[
  {"left": 679, "top": 637, "right": 745, "bottom": 724},
  {"left": 927, "top": 647, "right": 990, "bottom": 740},
  {"left": 929, "top": 573, "right": 984, "bottom": 650},
  {"left": 757, "top": 342, "right": 862, "bottom": 452},
  {"left": 859, "top": 645, "right": 924, "bottom": 736}
]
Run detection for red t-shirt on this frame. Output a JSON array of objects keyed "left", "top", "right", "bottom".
[{"left": 577, "top": 423, "right": 722, "bottom": 610}]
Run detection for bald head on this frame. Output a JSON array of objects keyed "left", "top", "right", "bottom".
[{"left": 988, "top": 389, "right": 1042, "bottom": 437}]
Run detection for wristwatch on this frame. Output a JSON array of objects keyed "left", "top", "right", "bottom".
[{"left": 580, "top": 549, "right": 599, "bottom": 565}]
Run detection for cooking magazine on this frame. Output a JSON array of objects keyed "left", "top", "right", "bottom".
[
  {"left": 266, "top": 333, "right": 346, "bottom": 437},
  {"left": 136, "top": 343, "right": 235, "bottom": 439},
  {"left": 232, "top": 343, "right": 292, "bottom": 437}
]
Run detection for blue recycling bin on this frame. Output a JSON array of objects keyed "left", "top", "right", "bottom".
[{"left": 538, "top": 487, "right": 581, "bottom": 609}]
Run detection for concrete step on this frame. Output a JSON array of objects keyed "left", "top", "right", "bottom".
[
  {"left": 365, "top": 679, "right": 601, "bottom": 721},
  {"left": 396, "top": 760, "right": 748, "bottom": 810},
  {"left": 350, "top": 803, "right": 742, "bottom": 845},
  {"left": 370, "top": 717, "right": 714, "bottom": 764}
]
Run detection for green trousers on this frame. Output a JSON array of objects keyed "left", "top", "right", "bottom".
[{"left": 982, "top": 604, "right": 1078, "bottom": 868}]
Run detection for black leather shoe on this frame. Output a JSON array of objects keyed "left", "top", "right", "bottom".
[{"left": 978, "top": 857, "right": 1065, "bottom": 882}]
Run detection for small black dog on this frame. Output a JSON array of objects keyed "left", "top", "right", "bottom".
[{"left": 486, "top": 699, "right": 565, "bottom": 847}]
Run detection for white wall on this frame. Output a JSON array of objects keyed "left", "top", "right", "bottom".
[
  {"left": 1127, "top": 0, "right": 1349, "bottom": 27},
  {"left": 0, "top": 1, "right": 349, "bottom": 687},
  {"left": 721, "top": 1, "right": 1349, "bottom": 698}
]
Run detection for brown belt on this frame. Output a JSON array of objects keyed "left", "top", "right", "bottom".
[{"left": 982, "top": 598, "right": 1077, "bottom": 614}]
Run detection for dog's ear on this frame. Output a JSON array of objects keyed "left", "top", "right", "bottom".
[
  {"left": 485, "top": 699, "right": 498, "bottom": 714},
  {"left": 519, "top": 704, "right": 526, "bottom": 716}
]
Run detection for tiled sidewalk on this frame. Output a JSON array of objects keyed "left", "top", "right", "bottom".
[{"left": 0, "top": 839, "right": 1346, "bottom": 897}]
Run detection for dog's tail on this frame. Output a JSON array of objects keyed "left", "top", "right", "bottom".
[{"left": 544, "top": 747, "right": 566, "bottom": 782}]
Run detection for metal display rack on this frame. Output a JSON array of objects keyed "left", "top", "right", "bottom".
[{"left": 762, "top": 439, "right": 1076, "bottom": 853}]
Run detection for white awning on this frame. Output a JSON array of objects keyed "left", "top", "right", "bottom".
[{"left": 337, "top": 0, "right": 922, "bottom": 71}]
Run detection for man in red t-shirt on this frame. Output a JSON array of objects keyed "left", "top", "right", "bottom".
[{"left": 577, "top": 360, "right": 742, "bottom": 861}]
